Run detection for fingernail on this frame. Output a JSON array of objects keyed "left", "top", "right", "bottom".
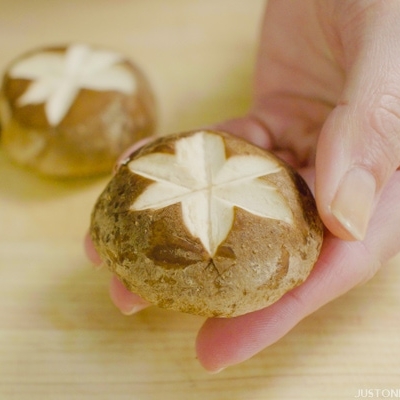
[
  {"left": 330, "top": 168, "right": 376, "bottom": 240},
  {"left": 120, "top": 303, "right": 149, "bottom": 316},
  {"left": 92, "top": 262, "right": 105, "bottom": 271},
  {"left": 207, "top": 367, "right": 226, "bottom": 374}
]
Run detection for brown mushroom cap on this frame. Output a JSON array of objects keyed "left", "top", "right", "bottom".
[
  {"left": 0, "top": 43, "right": 156, "bottom": 177},
  {"left": 90, "top": 130, "right": 324, "bottom": 317}
]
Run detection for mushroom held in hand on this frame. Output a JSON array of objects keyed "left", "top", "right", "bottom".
[
  {"left": 90, "top": 130, "right": 323, "bottom": 317},
  {"left": 0, "top": 43, "right": 156, "bottom": 177}
]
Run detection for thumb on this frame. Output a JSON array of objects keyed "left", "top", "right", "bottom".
[{"left": 316, "top": 2, "right": 400, "bottom": 241}]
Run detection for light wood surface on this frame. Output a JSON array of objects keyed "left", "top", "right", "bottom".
[{"left": 1, "top": 1, "right": 399, "bottom": 399}]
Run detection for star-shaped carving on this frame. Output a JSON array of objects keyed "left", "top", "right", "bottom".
[
  {"left": 9, "top": 43, "right": 137, "bottom": 126},
  {"left": 128, "top": 131, "right": 293, "bottom": 256}
]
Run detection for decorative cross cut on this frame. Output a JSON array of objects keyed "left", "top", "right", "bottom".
[
  {"left": 129, "top": 131, "right": 293, "bottom": 256},
  {"left": 10, "top": 44, "right": 136, "bottom": 126}
]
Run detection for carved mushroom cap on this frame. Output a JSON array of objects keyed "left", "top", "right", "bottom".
[
  {"left": 0, "top": 43, "right": 156, "bottom": 177},
  {"left": 90, "top": 130, "right": 323, "bottom": 317}
]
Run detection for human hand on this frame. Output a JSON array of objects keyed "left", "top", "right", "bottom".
[{"left": 85, "top": 0, "right": 400, "bottom": 372}]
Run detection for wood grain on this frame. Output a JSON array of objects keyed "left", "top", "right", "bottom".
[{"left": 1, "top": 1, "right": 399, "bottom": 399}]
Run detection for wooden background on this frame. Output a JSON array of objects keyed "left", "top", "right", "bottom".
[{"left": 1, "top": 1, "right": 399, "bottom": 399}]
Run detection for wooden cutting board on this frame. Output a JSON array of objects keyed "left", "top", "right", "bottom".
[{"left": 1, "top": 1, "right": 399, "bottom": 399}]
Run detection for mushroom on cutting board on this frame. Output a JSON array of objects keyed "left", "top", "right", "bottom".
[
  {"left": 90, "top": 130, "right": 324, "bottom": 317},
  {"left": 0, "top": 43, "right": 156, "bottom": 177}
]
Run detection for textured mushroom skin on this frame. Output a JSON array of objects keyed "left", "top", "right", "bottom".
[
  {"left": 0, "top": 45, "right": 156, "bottom": 177},
  {"left": 90, "top": 130, "right": 324, "bottom": 317}
]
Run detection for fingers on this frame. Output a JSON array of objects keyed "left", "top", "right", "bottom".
[
  {"left": 84, "top": 232, "right": 102, "bottom": 266},
  {"left": 316, "top": 1, "right": 400, "bottom": 241},
  {"left": 109, "top": 275, "right": 151, "bottom": 315},
  {"left": 196, "top": 171, "right": 400, "bottom": 372},
  {"left": 85, "top": 233, "right": 151, "bottom": 314},
  {"left": 211, "top": 116, "right": 273, "bottom": 150},
  {"left": 212, "top": 116, "right": 301, "bottom": 168}
]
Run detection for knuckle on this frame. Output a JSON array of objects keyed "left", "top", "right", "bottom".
[{"left": 367, "top": 93, "right": 400, "bottom": 166}]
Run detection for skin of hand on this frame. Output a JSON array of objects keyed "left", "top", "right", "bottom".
[{"left": 85, "top": 0, "right": 400, "bottom": 372}]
